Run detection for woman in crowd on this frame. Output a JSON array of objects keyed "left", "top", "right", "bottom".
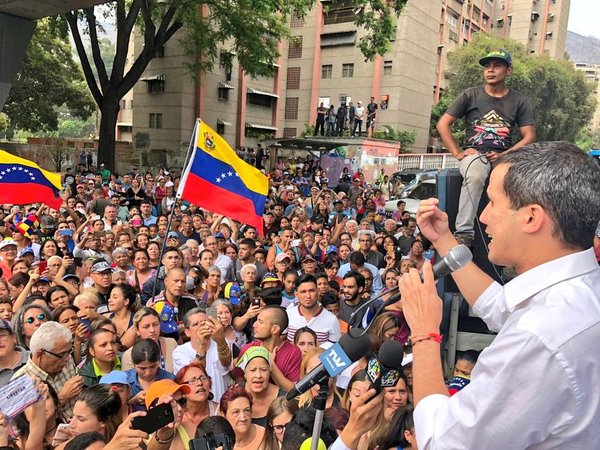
[
  {"left": 45, "top": 286, "right": 71, "bottom": 310},
  {"left": 237, "top": 347, "right": 281, "bottom": 427},
  {"left": 383, "top": 373, "right": 411, "bottom": 421},
  {"left": 121, "top": 307, "right": 177, "bottom": 373},
  {"left": 259, "top": 397, "right": 299, "bottom": 450},
  {"left": 11, "top": 258, "right": 30, "bottom": 275},
  {"left": 0, "top": 278, "right": 9, "bottom": 299},
  {"left": 220, "top": 386, "right": 265, "bottom": 450},
  {"left": 55, "top": 384, "right": 122, "bottom": 450},
  {"left": 368, "top": 312, "right": 406, "bottom": 349},
  {"left": 127, "top": 248, "right": 155, "bottom": 294},
  {"left": 380, "top": 268, "right": 400, "bottom": 304},
  {"left": 52, "top": 305, "right": 88, "bottom": 365},
  {"left": 225, "top": 243, "right": 239, "bottom": 261},
  {"left": 126, "top": 339, "right": 175, "bottom": 411},
  {"left": 214, "top": 299, "right": 247, "bottom": 354},
  {"left": 199, "top": 249, "right": 215, "bottom": 272},
  {"left": 170, "top": 363, "right": 219, "bottom": 449},
  {"left": 105, "top": 283, "right": 137, "bottom": 350},
  {"left": 293, "top": 327, "right": 318, "bottom": 357},
  {"left": 297, "top": 348, "right": 342, "bottom": 409},
  {"left": 146, "top": 241, "right": 161, "bottom": 269},
  {"left": 80, "top": 328, "right": 120, "bottom": 387},
  {"left": 205, "top": 265, "right": 223, "bottom": 306},
  {"left": 337, "top": 244, "right": 352, "bottom": 265},
  {"left": 13, "top": 303, "right": 51, "bottom": 350},
  {"left": 112, "top": 248, "right": 130, "bottom": 272},
  {"left": 188, "top": 265, "right": 209, "bottom": 304},
  {"left": 40, "top": 239, "right": 60, "bottom": 261},
  {"left": 126, "top": 178, "right": 146, "bottom": 209},
  {"left": 379, "top": 406, "right": 417, "bottom": 450},
  {"left": 238, "top": 264, "right": 259, "bottom": 305}
]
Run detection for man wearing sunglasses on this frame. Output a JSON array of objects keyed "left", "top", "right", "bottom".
[{"left": 12, "top": 321, "right": 83, "bottom": 421}]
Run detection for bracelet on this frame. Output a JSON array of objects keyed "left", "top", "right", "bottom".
[
  {"left": 154, "top": 428, "right": 176, "bottom": 444},
  {"left": 409, "top": 333, "right": 443, "bottom": 346}
]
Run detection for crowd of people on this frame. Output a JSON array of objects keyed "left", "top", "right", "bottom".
[{"left": 0, "top": 153, "right": 449, "bottom": 450}]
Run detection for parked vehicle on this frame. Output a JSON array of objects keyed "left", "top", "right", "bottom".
[
  {"left": 389, "top": 168, "right": 438, "bottom": 198},
  {"left": 385, "top": 179, "right": 437, "bottom": 215}
]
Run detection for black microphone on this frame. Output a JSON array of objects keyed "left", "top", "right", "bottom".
[
  {"left": 366, "top": 339, "right": 404, "bottom": 394},
  {"left": 286, "top": 330, "right": 371, "bottom": 400},
  {"left": 375, "top": 244, "right": 473, "bottom": 309}
]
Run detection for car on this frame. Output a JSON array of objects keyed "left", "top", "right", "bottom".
[
  {"left": 389, "top": 168, "right": 438, "bottom": 198},
  {"left": 385, "top": 178, "right": 437, "bottom": 215}
]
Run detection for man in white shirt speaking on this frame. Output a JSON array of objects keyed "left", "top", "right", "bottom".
[{"left": 397, "top": 141, "right": 600, "bottom": 449}]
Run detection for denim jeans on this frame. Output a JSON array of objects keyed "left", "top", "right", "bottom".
[{"left": 455, "top": 154, "right": 491, "bottom": 237}]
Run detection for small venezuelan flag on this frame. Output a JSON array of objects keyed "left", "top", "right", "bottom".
[
  {"left": 0, "top": 150, "right": 63, "bottom": 209},
  {"left": 17, "top": 214, "right": 40, "bottom": 238},
  {"left": 177, "top": 120, "right": 268, "bottom": 234}
]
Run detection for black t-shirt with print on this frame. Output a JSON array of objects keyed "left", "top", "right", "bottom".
[{"left": 447, "top": 86, "right": 535, "bottom": 152}]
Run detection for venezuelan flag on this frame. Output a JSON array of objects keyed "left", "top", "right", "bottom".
[
  {"left": 0, "top": 150, "right": 63, "bottom": 209},
  {"left": 178, "top": 120, "right": 268, "bottom": 233}
]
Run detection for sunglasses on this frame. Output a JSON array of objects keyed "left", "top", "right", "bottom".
[{"left": 25, "top": 313, "right": 46, "bottom": 324}]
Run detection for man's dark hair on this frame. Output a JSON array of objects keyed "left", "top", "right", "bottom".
[
  {"left": 295, "top": 273, "right": 316, "bottom": 290},
  {"left": 315, "top": 272, "right": 328, "bottom": 282},
  {"left": 194, "top": 416, "right": 236, "bottom": 447},
  {"left": 64, "top": 431, "right": 106, "bottom": 450},
  {"left": 343, "top": 270, "right": 365, "bottom": 289},
  {"left": 239, "top": 238, "right": 257, "bottom": 249},
  {"left": 264, "top": 305, "right": 288, "bottom": 334},
  {"left": 457, "top": 349, "right": 480, "bottom": 365},
  {"left": 258, "top": 287, "right": 283, "bottom": 306},
  {"left": 349, "top": 251, "right": 365, "bottom": 266},
  {"left": 320, "top": 292, "right": 339, "bottom": 308}
]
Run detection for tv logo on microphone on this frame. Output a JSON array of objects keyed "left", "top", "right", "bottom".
[{"left": 320, "top": 343, "right": 353, "bottom": 376}]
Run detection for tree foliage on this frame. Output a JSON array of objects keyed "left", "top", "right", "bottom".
[
  {"left": 430, "top": 34, "right": 596, "bottom": 144},
  {"left": 373, "top": 124, "right": 416, "bottom": 153},
  {"left": 2, "top": 19, "right": 95, "bottom": 134},
  {"left": 66, "top": 0, "right": 407, "bottom": 169}
]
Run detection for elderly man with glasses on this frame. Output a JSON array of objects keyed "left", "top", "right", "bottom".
[{"left": 12, "top": 321, "right": 83, "bottom": 421}]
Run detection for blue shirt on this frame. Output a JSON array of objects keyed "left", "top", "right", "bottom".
[{"left": 125, "top": 367, "right": 175, "bottom": 411}]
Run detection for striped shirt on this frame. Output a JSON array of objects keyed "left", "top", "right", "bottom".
[{"left": 286, "top": 305, "right": 341, "bottom": 344}]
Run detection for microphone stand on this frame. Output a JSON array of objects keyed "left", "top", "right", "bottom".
[
  {"left": 348, "top": 285, "right": 399, "bottom": 323},
  {"left": 311, "top": 378, "right": 329, "bottom": 450}
]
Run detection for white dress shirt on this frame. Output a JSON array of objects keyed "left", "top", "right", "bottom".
[{"left": 415, "top": 248, "right": 600, "bottom": 449}]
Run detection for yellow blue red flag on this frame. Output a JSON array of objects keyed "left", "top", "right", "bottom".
[{"left": 177, "top": 120, "right": 268, "bottom": 233}]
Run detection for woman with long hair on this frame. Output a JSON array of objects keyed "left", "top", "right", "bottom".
[
  {"left": 127, "top": 249, "right": 155, "bottom": 293},
  {"left": 297, "top": 348, "right": 342, "bottom": 409},
  {"left": 382, "top": 372, "right": 411, "bottom": 421},
  {"left": 13, "top": 303, "right": 51, "bottom": 350},
  {"left": 40, "top": 239, "right": 61, "bottom": 261},
  {"left": 105, "top": 283, "right": 138, "bottom": 350},
  {"left": 408, "top": 239, "right": 426, "bottom": 271},
  {"left": 259, "top": 397, "right": 299, "bottom": 450},
  {"left": 169, "top": 363, "right": 219, "bottom": 450},
  {"left": 146, "top": 241, "right": 161, "bottom": 269},
  {"left": 380, "top": 268, "right": 400, "bottom": 304},
  {"left": 121, "top": 307, "right": 178, "bottom": 373},
  {"left": 52, "top": 305, "right": 87, "bottom": 365},
  {"left": 188, "top": 265, "right": 209, "bottom": 304},
  {"left": 220, "top": 386, "right": 265, "bottom": 450},
  {"left": 126, "top": 339, "right": 175, "bottom": 411},
  {"left": 79, "top": 328, "right": 120, "bottom": 387},
  {"left": 292, "top": 327, "right": 318, "bottom": 357},
  {"left": 378, "top": 405, "right": 417, "bottom": 450},
  {"left": 214, "top": 299, "right": 247, "bottom": 353}
]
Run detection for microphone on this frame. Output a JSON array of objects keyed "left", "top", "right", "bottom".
[
  {"left": 358, "top": 244, "right": 474, "bottom": 312},
  {"left": 366, "top": 339, "right": 404, "bottom": 394},
  {"left": 286, "top": 329, "right": 371, "bottom": 400}
]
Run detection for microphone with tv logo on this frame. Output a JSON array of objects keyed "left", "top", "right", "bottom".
[
  {"left": 286, "top": 329, "right": 371, "bottom": 400},
  {"left": 366, "top": 339, "right": 405, "bottom": 394}
]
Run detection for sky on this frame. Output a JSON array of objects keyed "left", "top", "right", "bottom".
[{"left": 567, "top": 0, "right": 600, "bottom": 39}]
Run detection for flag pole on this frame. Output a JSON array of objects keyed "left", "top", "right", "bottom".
[{"left": 148, "top": 118, "right": 200, "bottom": 303}]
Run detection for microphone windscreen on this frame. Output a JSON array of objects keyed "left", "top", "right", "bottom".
[
  {"left": 378, "top": 340, "right": 404, "bottom": 370},
  {"left": 342, "top": 328, "right": 372, "bottom": 361}
]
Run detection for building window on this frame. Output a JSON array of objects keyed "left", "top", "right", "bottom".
[
  {"left": 120, "top": 100, "right": 127, "bottom": 109},
  {"left": 288, "top": 36, "right": 303, "bottom": 59},
  {"left": 324, "top": 0, "right": 355, "bottom": 25},
  {"left": 322, "top": 64, "right": 333, "bottom": 79},
  {"left": 383, "top": 60, "right": 392, "bottom": 76},
  {"left": 247, "top": 94, "right": 274, "bottom": 107},
  {"left": 147, "top": 78, "right": 165, "bottom": 93},
  {"left": 287, "top": 67, "right": 301, "bottom": 89},
  {"left": 290, "top": 11, "right": 303, "bottom": 28},
  {"left": 446, "top": 13, "right": 458, "bottom": 27},
  {"left": 218, "top": 87, "right": 229, "bottom": 101},
  {"left": 217, "top": 122, "right": 225, "bottom": 135},
  {"left": 283, "top": 127, "right": 297, "bottom": 138},
  {"left": 149, "top": 113, "right": 163, "bottom": 129},
  {"left": 449, "top": 30, "right": 458, "bottom": 42},
  {"left": 285, "top": 97, "right": 299, "bottom": 120},
  {"left": 342, "top": 63, "right": 354, "bottom": 78}
]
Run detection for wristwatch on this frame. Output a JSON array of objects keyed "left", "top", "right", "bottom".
[{"left": 195, "top": 353, "right": 205, "bottom": 361}]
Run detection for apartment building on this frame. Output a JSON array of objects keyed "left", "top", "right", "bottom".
[
  {"left": 129, "top": 0, "right": 571, "bottom": 162},
  {"left": 574, "top": 63, "right": 600, "bottom": 131}
]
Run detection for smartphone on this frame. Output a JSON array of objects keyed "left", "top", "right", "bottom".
[
  {"left": 206, "top": 306, "right": 218, "bottom": 319},
  {"left": 252, "top": 299, "right": 260, "bottom": 307},
  {"left": 80, "top": 318, "right": 92, "bottom": 332},
  {"left": 38, "top": 261, "right": 47, "bottom": 274},
  {"left": 131, "top": 403, "right": 174, "bottom": 434},
  {"left": 59, "top": 229, "right": 73, "bottom": 237}
]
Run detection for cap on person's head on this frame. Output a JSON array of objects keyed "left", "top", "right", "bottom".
[
  {"left": 153, "top": 301, "right": 178, "bottom": 334},
  {"left": 236, "top": 346, "right": 271, "bottom": 371},
  {"left": 115, "top": 180, "right": 122, "bottom": 185},
  {"left": 0, "top": 320, "right": 13, "bottom": 334},
  {"left": 402, "top": 353, "right": 413, "bottom": 367},
  {"left": 145, "top": 379, "right": 192, "bottom": 409},
  {"left": 275, "top": 253, "right": 291, "bottom": 264},
  {"left": 100, "top": 370, "right": 129, "bottom": 385},
  {"left": 261, "top": 272, "right": 281, "bottom": 287},
  {"left": 0, "top": 239, "right": 17, "bottom": 251},
  {"left": 333, "top": 199, "right": 343, "bottom": 205},
  {"left": 62, "top": 274, "right": 80, "bottom": 282},
  {"left": 36, "top": 277, "right": 51, "bottom": 285},
  {"left": 91, "top": 259, "right": 113, "bottom": 274},
  {"left": 302, "top": 254, "right": 316, "bottom": 263},
  {"left": 20, "top": 247, "right": 35, "bottom": 257},
  {"left": 167, "top": 231, "right": 179, "bottom": 239},
  {"left": 312, "top": 216, "right": 324, "bottom": 224},
  {"left": 479, "top": 48, "right": 512, "bottom": 67},
  {"left": 325, "top": 245, "right": 338, "bottom": 256},
  {"left": 224, "top": 282, "right": 242, "bottom": 305},
  {"left": 214, "top": 232, "right": 226, "bottom": 240}
]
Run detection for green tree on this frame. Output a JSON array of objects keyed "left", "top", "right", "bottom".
[
  {"left": 373, "top": 124, "right": 416, "bottom": 153},
  {"left": 2, "top": 19, "right": 95, "bottom": 135},
  {"left": 430, "top": 34, "right": 596, "bottom": 144},
  {"left": 65, "top": 0, "right": 408, "bottom": 170}
]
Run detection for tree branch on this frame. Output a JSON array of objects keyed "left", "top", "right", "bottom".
[
  {"left": 65, "top": 11, "right": 103, "bottom": 108},
  {"left": 83, "top": 8, "right": 110, "bottom": 90},
  {"left": 111, "top": 0, "right": 135, "bottom": 83}
]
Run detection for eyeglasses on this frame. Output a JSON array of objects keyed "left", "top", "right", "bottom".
[
  {"left": 270, "top": 423, "right": 289, "bottom": 433},
  {"left": 42, "top": 347, "right": 73, "bottom": 360},
  {"left": 25, "top": 313, "right": 46, "bottom": 324},
  {"left": 0, "top": 330, "right": 11, "bottom": 339},
  {"left": 184, "top": 375, "right": 210, "bottom": 385}
]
